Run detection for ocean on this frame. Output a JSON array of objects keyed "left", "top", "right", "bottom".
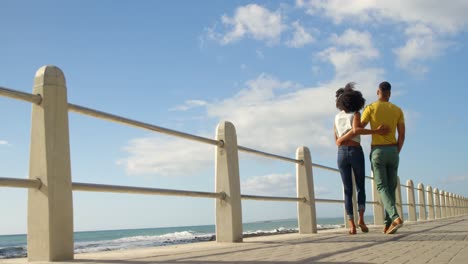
[{"left": 0, "top": 216, "right": 362, "bottom": 259}]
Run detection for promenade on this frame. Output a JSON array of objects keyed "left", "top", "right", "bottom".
[{"left": 2, "top": 215, "right": 467, "bottom": 264}]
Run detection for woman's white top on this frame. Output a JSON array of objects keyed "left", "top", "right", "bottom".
[{"left": 334, "top": 111, "right": 360, "bottom": 143}]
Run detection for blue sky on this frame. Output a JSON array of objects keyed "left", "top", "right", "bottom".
[{"left": 1, "top": 0, "right": 468, "bottom": 235}]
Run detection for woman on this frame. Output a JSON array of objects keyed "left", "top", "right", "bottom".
[{"left": 334, "top": 83, "right": 387, "bottom": 234}]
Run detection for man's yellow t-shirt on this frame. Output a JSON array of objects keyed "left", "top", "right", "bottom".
[{"left": 361, "top": 101, "right": 405, "bottom": 145}]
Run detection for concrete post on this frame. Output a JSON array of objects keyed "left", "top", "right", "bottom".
[
  {"left": 417, "top": 183, "right": 426, "bottom": 220},
  {"left": 465, "top": 197, "right": 467, "bottom": 214},
  {"left": 465, "top": 197, "right": 467, "bottom": 215},
  {"left": 458, "top": 195, "right": 461, "bottom": 215},
  {"left": 406, "top": 180, "right": 417, "bottom": 222},
  {"left": 459, "top": 196, "right": 463, "bottom": 215},
  {"left": 215, "top": 121, "right": 242, "bottom": 242},
  {"left": 296, "top": 146, "right": 317, "bottom": 234},
  {"left": 440, "top": 190, "right": 446, "bottom": 218},
  {"left": 426, "top": 186, "right": 434, "bottom": 220},
  {"left": 463, "top": 197, "right": 468, "bottom": 214},
  {"left": 445, "top": 192, "right": 452, "bottom": 217},
  {"left": 458, "top": 195, "right": 462, "bottom": 215},
  {"left": 433, "top": 188, "right": 441, "bottom": 219},
  {"left": 371, "top": 171, "right": 384, "bottom": 225},
  {"left": 449, "top": 193, "right": 455, "bottom": 217},
  {"left": 28, "top": 65, "right": 74, "bottom": 261},
  {"left": 462, "top": 197, "right": 465, "bottom": 215},
  {"left": 395, "top": 177, "right": 403, "bottom": 221}
]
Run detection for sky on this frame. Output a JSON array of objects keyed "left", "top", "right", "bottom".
[{"left": 1, "top": 0, "right": 468, "bottom": 235}]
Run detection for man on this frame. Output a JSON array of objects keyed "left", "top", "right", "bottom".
[{"left": 361, "top": 81, "right": 405, "bottom": 234}]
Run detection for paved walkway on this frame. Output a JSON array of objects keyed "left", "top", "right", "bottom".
[{"left": 3, "top": 216, "right": 468, "bottom": 264}]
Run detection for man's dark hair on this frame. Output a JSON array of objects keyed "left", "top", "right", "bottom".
[
  {"left": 379, "top": 81, "right": 391, "bottom": 92},
  {"left": 335, "top": 82, "right": 365, "bottom": 113}
]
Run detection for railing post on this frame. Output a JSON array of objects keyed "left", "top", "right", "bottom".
[
  {"left": 426, "top": 186, "right": 434, "bottom": 220},
  {"left": 458, "top": 195, "right": 461, "bottom": 215},
  {"left": 458, "top": 195, "right": 462, "bottom": 215},
  {"left": 418, "top": 183, "right": 426, "bottom": 220},
  {"left": 215, "top": 121, "right": 242, "bottom": 242},
  {"left": 463, "top": 197, "right": 465, "bottom": 215},
  {"left": 406, "top": 180, "right": 417, "bottom": 222},
  {"left": 462, "top": 197, "right": 465, "bottom": 215},
  {"left": 296, "top": 146, "right": 317, "bottom": 234},
  {"left": 28, "top": 65, "right": 74, "bottom": 261},
  {"left": 440, "top": 190, "right": 446, "bottom": 218},
  {"left": 464, "top": 197, "right": 466, "bottom": 215},
  {"left": 463, "top": 197, "right": 468, "bottom": 214},
  {"left": 465, "top": 197, "right": 467, "bottom": 215},
  {"left": 445, "top": 192, "right": 452, "bottom": 217},
  {"left": 449, "top": 193, "right": 455, "bottom": 217},
  {"left": 371, "top": 171, "right": 384, "bottom": 225},
  {"left": 433, "top": 188, "right": 441, "bottom": 219},
  {"left": 395, "top": 177, "right": 403, "bottom": 221}
]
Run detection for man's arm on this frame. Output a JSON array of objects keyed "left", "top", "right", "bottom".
[
  {"left": 336, "top": 113, "right": 388, "bottom": 145},
  {"left": 397, "top": 122, "right": 405, "bottom": 153}
]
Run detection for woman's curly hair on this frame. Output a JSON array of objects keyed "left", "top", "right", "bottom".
[{"left": 335, "top": 82, "right": 365, "bottom": 113}]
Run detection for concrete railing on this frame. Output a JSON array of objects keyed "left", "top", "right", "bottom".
[{"left": 1, "top": 65, "right": 467, "bottom": 262}]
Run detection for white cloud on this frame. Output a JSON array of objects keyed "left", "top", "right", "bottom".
[
  {"left": 241, "top": 173, "right": 329, "bottom": 197},
  {"left": 440, "top": 175, "right": 468, "bottom": 184},
  {"left": 0, "top": 140, "right": 9, "bottom": 146},
  {"left": 214, "top": 4, "right": 285, "bottom": 45},
  {"left": 394, "top": 24, "right": 450, "bottom": 74},
  {"left": 170, "top": 100, "right": 207, "bottom": 111},
  {"left": 117, "top": 137, "right": 213, "bottom": 176},
  {"left": 119, "top": 30, "right": 385, "bottom": 177},
  {"left": 298, "top": 1, "right": 468, "bottom": 74},
  {"left": 298, "top": 0, "right": 468, "bottom": 33},
  {"left": 242, "top": 173, "right": 296, "bottom": 196},
  {"left": 285, "top": 21, "right": 315, "bottom": 48},
  {"left": 319, "top": 29, "right": 382, "bottom": 83},
  {"left": 242, "top": 173, "right": 330, "bottom": 196}
]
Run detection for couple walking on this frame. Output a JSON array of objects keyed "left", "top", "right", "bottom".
[{"left": 334, "top": 81, "right": 405, "bottom": 235}]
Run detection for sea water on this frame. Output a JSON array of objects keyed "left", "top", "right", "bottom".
[{"left": 0, "top": 217, "right": 354, "bottom": 259}]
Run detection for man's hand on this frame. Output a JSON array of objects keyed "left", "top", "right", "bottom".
[
  {"left": 336, "top": 137, "right": 343, "bottom": 146},
  {"left": 376, "top": 124, "right": 390, "bottom": 135}
]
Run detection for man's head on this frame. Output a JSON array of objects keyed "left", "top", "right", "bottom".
[{"left": 378, "top": 81, "right": 391, "bottom": 101}]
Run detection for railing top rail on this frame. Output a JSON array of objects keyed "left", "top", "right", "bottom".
[
  {"left": 69, "top": 103, "right": 307, "bottom": 165},
  {"left": 0, "top": 86, "right": 383, "bottom": 179},
  {"left": 68, "top": 103, "right": 223, "bottom": 147},
  {"left": 0, "top": 177, "right": 42, "bottom": 189},
  {"left": 311, "top": 163, "right": 338, "bottom": 172},
  {"left": 0, "top": 86, "right": 42, "bottom": 104},
  {"left": 241, "top": 194, "right": 305, "bottom": 202},
  {"left": 237, "top": 146, "right": 302, "bottom": 164}
]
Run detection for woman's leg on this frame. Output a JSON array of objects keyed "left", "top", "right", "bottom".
[
  {"left": 350, "top": 146, "right": 368, "bottom": 232},
  {"left": 338, "top": 147, "right": 356, "bottom": 234},
  {"left": 350, "top": 146, "right": 366, "bottom": 213}
]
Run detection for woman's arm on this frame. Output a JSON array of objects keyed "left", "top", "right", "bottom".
[{"left": 334, "top": 124, "right": 339, "bottom": 146}]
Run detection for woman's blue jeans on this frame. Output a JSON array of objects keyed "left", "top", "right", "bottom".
[{"left": 337, "top": 145, "right": 366, "bottom": 220}]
